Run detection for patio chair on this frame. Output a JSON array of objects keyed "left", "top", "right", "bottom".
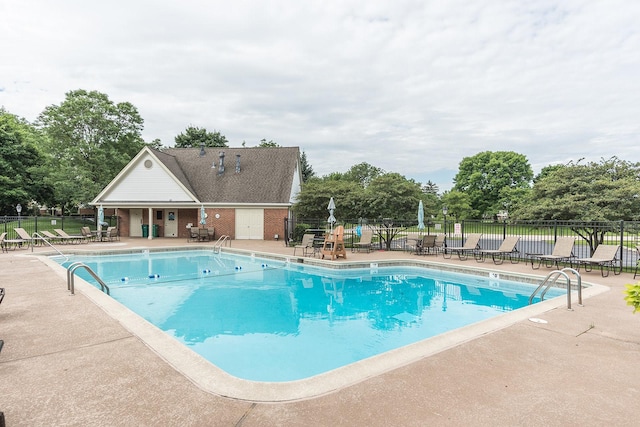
[
  {"left": 1, "top": 232, "right": 26, "bottom": 252},
  {"left": 187, "top": 226, "right": 199, "bottom": 242},
  {"left": 576, "top": 244, "right": 621, "bottom": 277},
  {"left": 529, "top": 236, "right": 576, "bottom": 270},
  {"left": 443, "top": 233, "right": 482, "bottom": 261},
  {"left": 81, "top": 226, "right": 97, "bottom": 242},
  {"left": 198, "top": 228, "right": 210, "bottom": 241},
  {"left": 475, "top": 235, "right": 520, "bottom": 264},
  {"left": 14, "top": 227, "right": 41, "bottom": 247},
  {"left": 415, "top": 234, "right": 437, "bottom": 256},
  {"left": 54, "top": 229, "right": 88, "bottom": 244},
  {"left": 353, "top": 229, "right": 373, "bottom": 253},
  {"left": 294, "top": 233, "right": 315, "bottom": 257},
  {"left": 104, "top": 227, "right": 120, "bottom": 242}
]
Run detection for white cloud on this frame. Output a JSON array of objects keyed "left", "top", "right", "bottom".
[{"left": 2, "top": 0, "right": 639, "bottom": 192}]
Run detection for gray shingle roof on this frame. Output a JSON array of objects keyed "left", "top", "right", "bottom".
[{"left": 155, "top": 146, "right": 300, "bottom": 204}]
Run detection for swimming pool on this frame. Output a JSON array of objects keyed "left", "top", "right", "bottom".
[{"left": 58, "top": 249, "right": 563, "bottom": 383}]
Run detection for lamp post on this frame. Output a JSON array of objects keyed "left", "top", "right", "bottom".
[
  {"left": 16, "top": 203, "right": 22, "bottom": 228},
  {"left": 442, "top": 206, "right": 448, "bottom": 240}
]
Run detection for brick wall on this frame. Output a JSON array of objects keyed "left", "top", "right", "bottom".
[{"left": 264, "top": 209, "right": 288, "bottom": 241}]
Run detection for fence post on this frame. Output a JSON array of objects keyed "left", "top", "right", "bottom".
[{"left": 620, "top": 220, "right": 625, "bottom": 270}]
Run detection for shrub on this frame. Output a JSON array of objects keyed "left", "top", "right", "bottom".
[{"left": 623, "top": 283, "right": 640, "bottom": 314}]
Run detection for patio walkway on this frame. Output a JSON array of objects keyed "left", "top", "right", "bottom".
[{"left": 1, "top": 238, "right": 639, "bottom": 426}]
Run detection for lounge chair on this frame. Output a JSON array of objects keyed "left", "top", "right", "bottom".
[
  {"left": 41, "top": 230, "right": 62, "bottom": 243},
  {"left": 529, "top": 236, "right": 576, "bottom": 269},
  {"left": 576, "top": 244, "right": 621, "bottom": 277},
  {"left": 353, "top": 229, "right": 373, "bottom": 253},
  {"left": 1, "top": 232, "right": 26, "bottom": 252},
  {"left": 14, "top": 228, "right": 42, "bottom": 247},
  {"left": 434, "top": 234, "right": 446, "bottom": 255},
  {"left": 415, "top": 234, "right": 437, "bottom": 256},
  {"left": 476, "top": 235, "right": 520, "bottom": 264},
  {"left": 294, "top": 233, "right": 315, "bottom": 257},
  {"left": 443, "top": 233, "right": 482, "bottom": 260},
  {"left": 54, "top": 229, "right": 87, "bottom": 244}
]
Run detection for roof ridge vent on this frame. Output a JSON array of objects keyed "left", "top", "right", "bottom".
[{"left": 199, "top": 142, "right": 206, "bottom": 157}]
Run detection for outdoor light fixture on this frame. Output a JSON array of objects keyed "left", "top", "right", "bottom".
[
  {"left": 16, "top": 204, "right": 22, "bottom": 228},
  {"left": 442, "top": 206, "right": 448, "bottom": 239}
]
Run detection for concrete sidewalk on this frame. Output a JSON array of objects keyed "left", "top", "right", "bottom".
[{"left": 1, "top": 238, "right": 639, "bottom": 426}]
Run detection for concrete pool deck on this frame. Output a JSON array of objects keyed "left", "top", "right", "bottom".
[{"left": 1, "top": 238, "right": 639, "bottom": 426}]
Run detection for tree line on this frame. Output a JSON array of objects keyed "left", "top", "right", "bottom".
[{"left": 2, "top": 89, "right": 640, "bottom": 223}]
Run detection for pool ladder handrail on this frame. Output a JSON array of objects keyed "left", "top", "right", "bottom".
[
  {"left": 529, "top": 267, "right": 582, "bottom": 310},
  {"left": 213, "top": 235, "right": 230, "bottom": 253},
  {"left": 31, "top": 232, "right": 69, "bottom": 263},
  {"left": 67, "top": 262, "right": 110, "bottom": 296}
]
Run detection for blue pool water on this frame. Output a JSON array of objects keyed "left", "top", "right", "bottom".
[{"left": 59, "top": 250, "right": 561, "bottom": 382}]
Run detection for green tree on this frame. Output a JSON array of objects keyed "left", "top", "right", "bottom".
[
  {"left": 343, "top": 162, "right": 384, "bottom": 188},
  {"left": 37, "top": 89, "right": 146, "bottom": 209},
  {"left": 300, "top": 150, "right": 315, "bottom": 183},
  {"left": 174, "top": 126, "right": 228, "bottom": 148},
  {"left": 453, "top": 151, "right": 533, "bottom": 218},
  {"left": 293, "top": 179, "right": 362, "bottom": 219},
  {"left": 258, "top": 139, "right": 279, "bottom": 147},
  {"left": 513, "top": 157, "right": 640, "bottom": 253},
  {"left": 0, "top": 110, "right": 52, "bottom": 214},
  {"left": 441, "top": 190, "right": 473, "bottom": 222},
  {"left": 362, "top": 173, "right": 423, "bottom": 221},
  {"left": 422, "top": 180, "right": 439, "bottom": 195}
]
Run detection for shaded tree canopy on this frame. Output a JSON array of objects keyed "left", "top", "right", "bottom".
[
  {"left": 37, "top": 89, "right": 145, "bottom": 209},
  {"left": 174, "top": 126, "right": 228, "bottom": 148},
  {"left": 294, "top": 171, "right": 427, "bottom": 223},
  {"left": 453, "top": 151, "right": 533, "bottom": 217},
  {"left": 0, "top": 110, "right": 51, "bottom": 215},
  {"left": 513, "top": 157, "right": 640, "bottom": 221}
]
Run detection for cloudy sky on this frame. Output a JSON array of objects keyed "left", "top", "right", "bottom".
[{"left": 2, "top": 0, "right": 639, "bottom": 191}]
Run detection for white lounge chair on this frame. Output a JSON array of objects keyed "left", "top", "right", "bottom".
[
  {"left": 576, "top": 244, "right": 621, "bottom": 277},
  {"left": 476, "top": 235, "right": 521, "bottom": 264}
]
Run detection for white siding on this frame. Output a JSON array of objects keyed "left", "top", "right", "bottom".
[{"left": 102, "top": 154, "right": 194, "bottom": 202}]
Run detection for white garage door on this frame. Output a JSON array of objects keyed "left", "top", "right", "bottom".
[{"left": 235, "top": 209, "right": 264, "bottom": 240}]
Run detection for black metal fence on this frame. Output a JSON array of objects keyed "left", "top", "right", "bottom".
[
  {"left": 1, "top": 215, "right": 118, "bottom": 238},
  {"left": 286, "top": 218, "right": 640, "bottom": 269}
]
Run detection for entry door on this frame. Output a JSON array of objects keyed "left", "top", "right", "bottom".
[
  {"left": 130, "top": 209, "right": 143, "bottom": 237},
  {"left": 235, "top": 209, "right": 264, "bottom": 240},
  {"left": 164, "top": 209, "right": 178, "bottom": 237}
]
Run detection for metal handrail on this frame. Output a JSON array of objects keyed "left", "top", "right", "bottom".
[
  {"left": 529, "top": 268, "right": 582, "bottom": 310},
  {"left": 213, "top": 235, "right": 230, "bottom": 253},
  {"left": 67, "top": 262, "right": 110, "bottom": 295},
  {"left": 31, "top": 232, "right": 69, "bottom": 262}
]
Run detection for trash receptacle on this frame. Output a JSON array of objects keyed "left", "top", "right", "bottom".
[
  {"left": 152, "top": 224, "right": 160, "bottom": 237},
  {"left": 142, "top": 224, "right": 149, "bottom": 238}
]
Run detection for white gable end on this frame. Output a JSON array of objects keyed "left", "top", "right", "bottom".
[{"left": 100, "top": 153, "right": 195, "bottom": 202}]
